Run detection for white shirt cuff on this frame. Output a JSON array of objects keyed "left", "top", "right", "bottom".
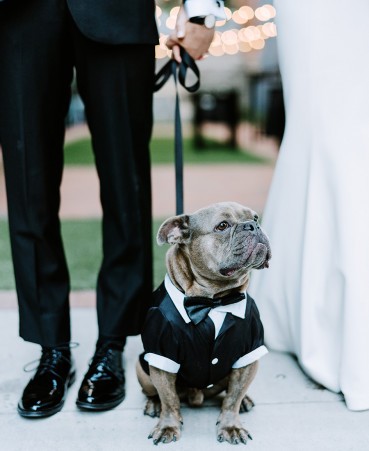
[
  {"left": 232, "top": 345, "right": 268, "bottom": 369},
  {"left": 144, "top": 353, "right": 180, "bottom": 374},
  {"left": 184, "top": 0, "right": 226, "bottom": 20}
]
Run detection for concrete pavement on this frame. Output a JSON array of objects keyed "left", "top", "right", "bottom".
[{"left": 1, "top": 304, "right": 368, "bottom": 451}]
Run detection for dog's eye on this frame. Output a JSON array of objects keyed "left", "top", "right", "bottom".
[
  {"left": 254, "top": 215, "right": 259, "bottom": 222},
  {"left": 215, "top": 221, "right": 230, "bottom": 232}
]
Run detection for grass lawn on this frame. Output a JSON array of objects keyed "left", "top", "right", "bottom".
[
  {"left": 64, "top": 137, "right": 266, "bottom": 166},
  {"left": 0, "top": 219, "right": 167, "bottom": 292}
]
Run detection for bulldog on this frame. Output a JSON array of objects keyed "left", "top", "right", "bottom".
[{"left": 136, "top": 202, "right": 271, "bottom": 445}]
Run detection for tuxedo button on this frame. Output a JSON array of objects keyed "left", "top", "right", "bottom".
[{"left": 211, "top": 358, "right": 219, "bottom": 365}]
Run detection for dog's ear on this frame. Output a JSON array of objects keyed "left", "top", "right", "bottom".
[{"left": 157, "top": 214, "right": 191, "bottom": 245}]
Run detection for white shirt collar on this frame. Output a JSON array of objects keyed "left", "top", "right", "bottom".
[{"left": 164, "top": 274, "right": 247, "bottom": 324}]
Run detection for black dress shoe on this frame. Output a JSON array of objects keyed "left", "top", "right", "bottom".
[
  {"left": 18, "top": 347, "right": 76, "bottom": 418},
  {"left": 76, "top": 345, "right": 125, "bottom": 411}
]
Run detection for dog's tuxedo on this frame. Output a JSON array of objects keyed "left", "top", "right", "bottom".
[
  {"left": 140, "top": 275, "right": 268, "bottom": 389},
  {"left": 137, "top": 202, "right": 271, "bottom": 444}
]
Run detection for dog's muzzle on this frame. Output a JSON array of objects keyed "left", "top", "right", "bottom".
[{"left": 220, "top": 220, "right": 271, "bottom": 276}]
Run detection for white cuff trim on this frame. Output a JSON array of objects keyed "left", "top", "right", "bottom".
[
  {"left": 144, "top": 353, "right": 180, "bottom": 374},
  {"left": 232, "top": 345, "right": 268, "bottom": 369},
  {"left": 184, "top": 0, "right": 226, "bottom": 20}
]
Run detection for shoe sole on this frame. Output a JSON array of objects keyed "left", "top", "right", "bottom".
[
  {"left": 76, "top": 393, "right": 125, "bottom": 411},
  {"left": 17, "top": 370, "right": 76, "bottom": 419}
]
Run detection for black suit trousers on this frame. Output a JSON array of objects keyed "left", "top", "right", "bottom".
[{"left": 0, "top": 1, "right": 155, "bottom": 347}]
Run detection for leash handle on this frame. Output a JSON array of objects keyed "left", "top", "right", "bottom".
[{"left": 154, "top": 48, "right": 200, "bottom": 215}]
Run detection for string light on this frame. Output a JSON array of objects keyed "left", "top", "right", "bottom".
[
  {"left": 223, "top": 43, "right": 239, "bottom": 55},
  {"left": 264, "top": 5, "right": 277, "bottom": 18},
  {"left": 155, "top": 33, "right": 170, "bottom": 59},
  {"left": 216, "top": 19, "right": 227, "bottom": 27},
  {"left": 250, "top": 39, "right": 265, "bottom": 50},
  {"left": 239, "top": 41, "right": 252, "bottom": 53},
  {"left": 255, "top": 6, "right": 271, "bottom": 21},
  {"left": 169, "top": 6, "right": 180, "bottom": 17},
  {"left": 209, "top": 45, "right": 225, "bottom": 57},
  {"left": 232, "top": 10, "right": 248, "bottom": 25},
  {"left": 221, "top": 30, "right": 239, "bottom": 45},
  {"left": 211, "top": 31, "right": 222, "bottom": 46},
  {"left": 165, "top": 15, "right": 176, "bottom": 30},
  {"left": 239, "top": 6, "right": 255, "bottom": 20},
  {"left": 262, "top": 22, "right": 277, "bottom": 37},
  {"left": 155, "top": 3, "right": 277, "bottom": 59}
]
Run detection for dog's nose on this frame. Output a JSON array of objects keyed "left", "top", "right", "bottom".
[{"left": 243, "top": 221, "right": 259, "bottom": 232}]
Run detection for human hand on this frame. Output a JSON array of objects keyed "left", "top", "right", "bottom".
[{"left": 166, "top": 6, "right": 215, "bottom": 63}]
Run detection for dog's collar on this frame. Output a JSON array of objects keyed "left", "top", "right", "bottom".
[{"left": 164, "top": 274, "right": 247, "bottom": 324}]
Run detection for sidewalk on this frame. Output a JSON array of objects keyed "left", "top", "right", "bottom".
[
  {"left": 1, "top": 305, "right": 368, "bottom": 451},
  {"left": 1, "top": 128, "right": 369, "bottom": 450}
]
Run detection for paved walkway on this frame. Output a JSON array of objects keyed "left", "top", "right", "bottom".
[
  {"left": 1, "top": 127, "right": 369, "bottom": 450},
  {"left": 1, "top": 306, "right": 369, "bottom": 451},
  {"left": 0, "top": 123, "right": 276, "bottom": 219},
  {"left": 52, "top": 163, "right": 273, "bottom": 219}
]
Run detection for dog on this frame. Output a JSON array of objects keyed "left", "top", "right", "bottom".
[{"left": 136, "top": 202, "right": 271, "bottom": 445}]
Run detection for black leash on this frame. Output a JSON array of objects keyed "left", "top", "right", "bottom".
[{"left": 154, "top": 49, "right": 200, "bottom": 215}]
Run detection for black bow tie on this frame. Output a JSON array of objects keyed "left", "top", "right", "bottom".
[{"left": 183, "top": 292, "right": 246, "bottom": 325}]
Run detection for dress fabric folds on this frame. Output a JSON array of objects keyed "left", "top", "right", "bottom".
[{"left": 249, "top": 0, "right": 369, "bottom": 411}]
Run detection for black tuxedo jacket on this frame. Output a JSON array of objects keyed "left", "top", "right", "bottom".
[
  {"left": 0, "top": 0, "right": 159, "bottom": 45},
  {"left": 67, "top": 0, "right": 158, "bottom": 44}
]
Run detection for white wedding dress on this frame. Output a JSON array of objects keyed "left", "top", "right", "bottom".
[{"left": 249, "top": 0, "right": 369, "bottom": 411}]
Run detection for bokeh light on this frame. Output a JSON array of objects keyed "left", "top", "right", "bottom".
[
  {"left": 155, "top": 3, "right": 277, "bottom": 59},
  {"left": 239, "top": 6, "right": 255, "bottom": 20},
  {"left": 262, "top": 22, "right": 277, "bottom": 37},
  {"left": 221, "top": 30, "right": 238, "bottom": 45},
  {"left": 232, "top": 11, "right": 248, "bottom": 25},
  {"left": 250, "top": 39, "right": 265, "bottom": 50},
  {"left": 255, "top": 6, "right": 271, "bottom": 21}
]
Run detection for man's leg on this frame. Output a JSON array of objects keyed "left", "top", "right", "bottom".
[
  {"left": 0, "top": 0, "right": 75, "bottom": 418},
  {"left": 0, "top": 1, "right": 73, "bottom": 346},
  {"left": 73, "top": 29, "right": 155, "bottom": 342},
  {"left": 71, "top": 20, "right": 155, "bottom": 409}
]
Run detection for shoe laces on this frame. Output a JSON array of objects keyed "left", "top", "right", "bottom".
[
  {"left": 89, "top": 345, "right": 122, "bottom": 375},
  {"left": 23, "top": 342, "right": 79, "bottom": 373}
]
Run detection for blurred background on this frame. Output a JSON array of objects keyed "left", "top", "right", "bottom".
[
  {"left": 65, "top": 0, "right": 284, "bottom": 150},
  {"left": 0, "top": 0, "right": 284, "bottom": 294}
]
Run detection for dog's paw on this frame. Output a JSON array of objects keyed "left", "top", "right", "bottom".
[
  {"left": 217, "top": 425, "right": 252, "bottom": 445},
  {"left": 216, "top": 412, "right": 252, "bottom": 445},
  {"left": 144, "top": 395, "right": 161, "bottom": 418},
  {"left": 148, "top": 419, "right": 182, "bottom": 444},
  {"left": 239, "top": 394, "right": 254, "bottom": 413}
]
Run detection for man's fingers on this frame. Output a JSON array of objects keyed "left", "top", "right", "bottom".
[
  {"left": 172, "top": 45, "right": 182, "bottom": 63},
  {"left": 197, "top": 53, "right": 209, "bottom": 61},
  {"left": 166, "top": 37, "right": 182, "bottom": 62},
  {"left": 166, "top": 36, "right": 176, "bottom": 50}
]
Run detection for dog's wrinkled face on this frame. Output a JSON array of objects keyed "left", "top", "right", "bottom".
[{"left": 157, "top": 202, "right": 271, "bottom": 282}]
